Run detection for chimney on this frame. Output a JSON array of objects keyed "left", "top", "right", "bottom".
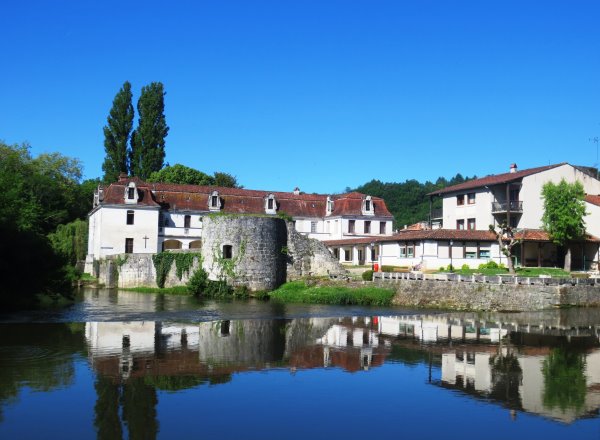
[
  {"left": 510, "top": 163, "right": 517, "bottom": 174},
  {"left": 293, "top": 187, "right": 300, "bottom": 195}
]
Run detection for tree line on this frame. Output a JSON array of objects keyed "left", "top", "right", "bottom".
[{"left": 352, "top": 174, "right": 474, "bottom": 229}]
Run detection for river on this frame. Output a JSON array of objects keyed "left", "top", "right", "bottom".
[{"left": 0, "top": 288, "right": 598, "bottom": 439}]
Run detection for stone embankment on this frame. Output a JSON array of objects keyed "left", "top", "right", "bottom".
[{"left": 373, "top": 272, "right": 600, "bottom": 311}]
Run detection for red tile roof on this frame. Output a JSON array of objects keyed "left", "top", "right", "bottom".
[
  {"left": 514, "top": 229, "right": 600, "bottom": 243},
  {"left": 98, "top": 178, "right": 393, "bottom": 218},
  {"left": 100, "top": 184, "right": 161, "bottom": 207},
  {"left": 585, "top": 194, "right": 600, "bottom": 207},
  {"left": 428, "top": 163, "right": 566, "bottom": 196}
]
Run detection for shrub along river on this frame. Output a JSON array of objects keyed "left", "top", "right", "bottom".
[{"left": 0, "top": 288, "right": 599, "bottom": 439}]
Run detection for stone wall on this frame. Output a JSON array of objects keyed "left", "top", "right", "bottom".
[
  {"left": 201, "top": 215, "right": 288, "bottom": 291},
  {"left": 98, "top": 253, "right": 200, "bottom": 288},
  {"left": 286, "top": 226, "right": 347, "bottom": 280},
  {"left": 374, "top": 279, "right": 600, "bottom": 311}
]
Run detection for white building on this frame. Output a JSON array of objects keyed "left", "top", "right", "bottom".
[
  {"left": 428, "top": 163, "right": 600, "bottom": 232},
  {"left": 86, "top": 175, "right": 394, "bottom": 263},
  {"left": 326, "top": 163, "right": 600, "bottom": 270}
]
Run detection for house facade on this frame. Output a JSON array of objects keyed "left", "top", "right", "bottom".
[
  {"left": 326, "top": 163, "right": 600, "bottom": 270},
  {"left": 428, "top": 163, "right": 600, "bottom": 232},
  {"left": 86, "top": 175, "right": 394, "bottom": 263}
]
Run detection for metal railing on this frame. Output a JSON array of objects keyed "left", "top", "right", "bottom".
[{"left": 372, "top": 271, "right": 599, "bottom": 286}]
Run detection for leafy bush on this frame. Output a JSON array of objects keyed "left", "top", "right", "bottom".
[
  {"left": 362, "top": 270, "right": 374, "bottom": 281},
  {"left": 461, "top": 264, "right": 470, "bottom": 271},
  {"left": 187, "top": 267, "right": 234, "bottom": 298},
  {"left": 446, "top": 264, "right": 454, "bottom": 271},
  {"left": 187, "top": 267, "right": 209, "bottom": 295},
  {"left": 478, "top": 261, "right": 499, "bottom": 270},
  {"left": 439, "top": 266, "right": 445, "bottom": 272}
]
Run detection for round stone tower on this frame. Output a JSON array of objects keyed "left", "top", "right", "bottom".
[{"left": 201, "top": 215, "right": 288, "bottom": 291}]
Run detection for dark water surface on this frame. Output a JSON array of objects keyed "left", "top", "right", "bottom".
[{"left": 0, "top": 289, "right": 598, "bottom": 439}]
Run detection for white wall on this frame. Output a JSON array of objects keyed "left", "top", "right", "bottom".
[
  {"left": 442, "top": 188, "right": 494, "bottom": 231},
  {"left": 585, "top": 202, "right": 600, "bottom": 239},
  {"left": 88, "top": 206, "right": 159, "bottom": 258},
  {"left": 519, "top": 164, "right": 600, "bottom": 229},
  {"left": 377, "top": 239, "right": 502, "bottom": 270}
]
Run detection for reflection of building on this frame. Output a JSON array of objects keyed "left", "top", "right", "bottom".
[
  {"left": 378, "top": 315, "right": 508, "bottom": 343},
  {"left": 85, "top": 318, "right": 392, "bottom": 379},
  {"left": 440, "top": 347, "right": 600, "bottom": 423}
]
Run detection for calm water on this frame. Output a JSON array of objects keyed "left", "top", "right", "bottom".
[{"left": 0, "top": 289, "right": 598, "bottom": 439}]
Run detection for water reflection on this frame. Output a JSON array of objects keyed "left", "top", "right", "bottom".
[
  {"left": 0, "top": 312, "right": 599, "bottom": 438},
  {"left": 82, "top": 315, "right": 600, "bottom": 423}
]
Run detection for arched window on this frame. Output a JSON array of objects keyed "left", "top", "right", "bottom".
[
  {"left": 162, "top": 240, "right": 183, "bottom": 251},
  {"left": 126, "top": 210, "right": 134, "bottom": 225},
  {"left": 223, "top": 245, "right": 233, "bottom": 259}
]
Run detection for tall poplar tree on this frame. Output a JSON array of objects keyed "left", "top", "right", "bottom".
[
  {"left": 102, "top": 81, "right": 134, "bottom": 182},
  {"left": 129, "top": 82, "right": 169, "bottom": 179}
]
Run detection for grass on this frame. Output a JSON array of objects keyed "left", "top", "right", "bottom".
[
  {"left": 269, "top": 281, "right": 396, "bottom": 306},
  {"left": 436, "top": 267, "right": 571, "bottom": 277},
  {"left": 120, "top": 286, "right": 192, "bottom": 295}
]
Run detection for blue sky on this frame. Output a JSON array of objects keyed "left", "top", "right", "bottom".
[{"left": 2, "top": 1, "right": 600, "bottom": 193}]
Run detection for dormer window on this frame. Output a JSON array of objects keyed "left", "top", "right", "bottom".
[
  {"left": 124, "top": 182, "right": 138, "bottom": 205},
  {"left": 326, "top": 196, "right": 334, "bottom": 216},
  {"left": 362, "top": 195, "right": 374, "bottom": 216},
  {"left": 265, "top": 194, "right": 277, "bottom": 214},
  {"left": 209, "top": 191, "right": 222, "bottom": 211}
]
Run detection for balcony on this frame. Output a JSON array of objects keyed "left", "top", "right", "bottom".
[{"left": 491, "top": 201, "right": 523, "bottom": 213}]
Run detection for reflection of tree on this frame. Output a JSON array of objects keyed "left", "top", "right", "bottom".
[
  {"left": 0, "top": 324, "right": 85, "bottom": 422},
  {"left": 121, "top": 377, "right": 159, "bottom": 440},
  {"left": 542, "top": 348, "right": 587, "bottom": 412},
  {"left": 489, "top": 352, "right": 523, "bottom": 408},
  {"left": 94, "top": 377, "right": 122, "bottom": 440}
]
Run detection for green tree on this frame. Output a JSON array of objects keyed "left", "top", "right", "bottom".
[
  {"left": 0, "top": 142, "right": 80, "bottom": 306},
  {"left": 147, "top": 164, "right": 214, "bottom": 185},
  {"left": 354, "top": 173, "right": 474, "bottom": 228},
  {"left": 130, "top": 82, "right": 169, "bottom": 179},
  {"left": 102, "top": 81, "right": 134, "bottom": 182},
  {"left": 213, "top": 171, "right": 241, "bottom": 188},
  {"left": 0, "top": 142, "right": 84, "bottom": 234},
  {"left": 541, "top": 179, "right": 587, "bottom": 271},
  {"left": 48, "top": 219, "right": 88, "bottom": 266}
]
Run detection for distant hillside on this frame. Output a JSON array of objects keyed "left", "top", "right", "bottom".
[{"left": 352, "top": 174, "right": 475, "bottom": 229}]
